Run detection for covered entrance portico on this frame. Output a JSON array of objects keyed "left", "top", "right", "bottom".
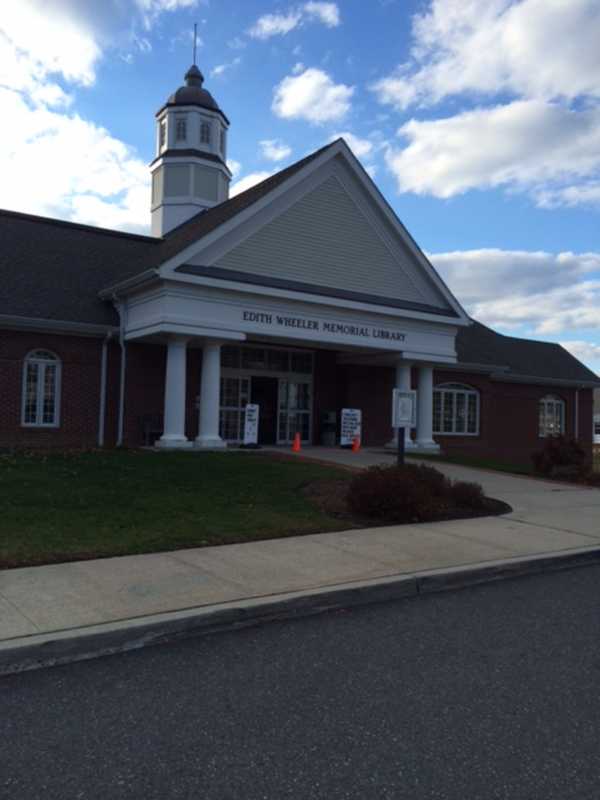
[{"left": 149, "top": 329, "right": 449, "bottom": 451}]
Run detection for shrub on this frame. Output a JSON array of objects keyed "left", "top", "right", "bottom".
[
  {"left": 531, "top": 435, "right": 587, "bottom": 479},
  {"left": 347, "top": 463, "right": 490, "bottom": 523},
  {"left": 411, "top": 463, "right": 451, "bottom": 497},
  {"left": 347, "top": 464, "right": 435, "bottom": 522},
  {"left": 450, "top": 480, "right": 486, "bottom": 510}
]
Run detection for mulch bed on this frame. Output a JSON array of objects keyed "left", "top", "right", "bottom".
[{"left": 303, "top": 478, "right": 511, "bottom": 528}]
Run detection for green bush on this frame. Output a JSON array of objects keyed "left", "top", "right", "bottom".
[
  {"left": 531, "top": 435, "right": 587, "bottom": 479},
  {"left": 347, "top": 463, "right": 487, "bottom": 523}
]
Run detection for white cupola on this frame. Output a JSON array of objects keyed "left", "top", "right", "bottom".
[{"left": 150, "top": 64, "right": 231, "bottom": 236}]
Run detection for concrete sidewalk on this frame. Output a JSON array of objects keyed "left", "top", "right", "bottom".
[{"left": 2, "top": 449, "right": 599, "bottom": 672}]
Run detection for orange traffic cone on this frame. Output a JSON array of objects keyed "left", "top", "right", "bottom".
[
  {"left": 352, "top": 436, "right": 361, "bottom": 453},
  {"left": 292, "top": 432, "right": 301, "bottom": 452}
]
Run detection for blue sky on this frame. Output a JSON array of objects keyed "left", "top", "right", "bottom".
[{"left": 1, "top": 0, "right": 600, "bottom": 372}]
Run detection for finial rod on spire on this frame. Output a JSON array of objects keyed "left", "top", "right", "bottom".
[{"left": 193, "top": 22, "right": 198, "bottom": 65}]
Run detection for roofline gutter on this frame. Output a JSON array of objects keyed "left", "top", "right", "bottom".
[
  {"left": 490, "top": 372, "right": 600, "bottom": 389},
  {"left": 114, "top": 299, "right": 128, "bottom": 447},
  {"left": 97, "top": 331, "right": 113, "bottom": 448},
  {"left": 0, "top": 314, "right": 117, "bottom": 337},
  {"left": 100, "top": 268, "right": 160, "bottom": 299}
]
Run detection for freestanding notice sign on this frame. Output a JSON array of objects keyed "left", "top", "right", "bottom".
[
  {"left": 392, "top": 390, "right": 416, "bottom": 465},
  {"left": 340, "top": 408, "right": 362, "bottom": 447},
  {"left": 243, "top": 404, "right": 260, "bottom": 447}
]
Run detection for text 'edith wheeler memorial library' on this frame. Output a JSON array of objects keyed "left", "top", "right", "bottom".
[{"left": 1, "top": 65, "right": 598, "bottom": 465}]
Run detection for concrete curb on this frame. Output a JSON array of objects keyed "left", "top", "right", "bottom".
[{"left": 2, "top": 545, "right": 600, "bottom": 677}]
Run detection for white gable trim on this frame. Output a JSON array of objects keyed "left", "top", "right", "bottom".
[{"left": 156, "top": 140, "right": 469, "bottom": 323}]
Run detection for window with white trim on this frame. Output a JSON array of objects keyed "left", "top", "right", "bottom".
[
  {"left": 538, "top": 395, "right": 565, "bottom": 437},
  {"left": 175, "top": 115, "right": 187, "bottom": 142},
  {"left": 433, "top": 383, "right": 479, "bottom": 435},
  {"left": 200, "top": 120, "right": 211, "bottom": 145},
  {"left": 159, "top": 119, "right": 166, "bottom": 149},
  {"left": 22, "top": 350, "right": 61, "bottom": 427}
]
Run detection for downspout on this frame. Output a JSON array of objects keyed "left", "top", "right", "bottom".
[
  {"left": 115, "top": 298, "right": 128, "bottom": 447},
  {"left": 97, "top": 331, "right": 113, "bottom": 448},
  {"left": 574, "top": 388, "right": 579, "bottom": 441}
]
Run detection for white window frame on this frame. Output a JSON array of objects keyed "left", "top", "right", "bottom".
[
  {"left": 175, "top": 115, "right": 187, "bottom": 142},
  {"left": 21, "top": 350, "right": 61, "bottom": 428},
  {"left": 159, "top": 119, "right": 167, "bottom": 150},
  {"left": 200, "top": 119, "right": 211, "bottom": 145},
  {"left": 433, "top": 383, "right": 480, "bottom": 436},
  {"left": 538, "top": 394, "right": 565, "bottom": 438},
  {"left": 220, "top": 127, "right": 226, "bottom": 156}
]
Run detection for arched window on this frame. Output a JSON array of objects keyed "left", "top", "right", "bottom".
[
  {"left": 539, "top": 395, "right": 565, "bottom": 437},
  {"left": 200, "top": 120, "right": 211, "bottom": 145},
  {"left": 21, "top": 350, "right": 61, "bottom": 427},
  {"left": 433, "top": 383, "right": 479, "bottom": 435}
]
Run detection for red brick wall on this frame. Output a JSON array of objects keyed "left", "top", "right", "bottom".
[
  {"left": 1, "top": 329, "right": 594, "bottom": 467},
  {"left": 0, "top": 330, "right": 105, "bottom": 449}
]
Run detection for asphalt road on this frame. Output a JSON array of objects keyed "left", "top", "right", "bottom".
[{"left": 3, "top": 566, "right": 600, "bottom": 800}]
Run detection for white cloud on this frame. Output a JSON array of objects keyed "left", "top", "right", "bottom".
[
  {"left": 230, "top": 171, "right": 274, "bottom": 197},
  {"left": 272, "top": 67, "right": 353, "bottom": 124},
  {"left": 0, "top": 0, "right": 197, "bottom": 233},
  {"left": 248, "top": 3, "right": 340, "bottom": 39},
  {"left": 260, "top": 139, "right": 292, "bottom": 162},
  {"left": 331, "top": 131, "right": 373, "bottom": 159},
  {"left": 210, "top": 57, "right": 241, "bottom": 78},
  {"left": 559, "top": 341, "right": 600, "bottom": 369},
  {"left": 372, "top": 0, "right": 600, "bottom": 110},
  {"left": 430, "top": 249, "right": 600, "bottom": 337},
  {"left": 385, "top": 100, "right": 600, "bottom": 201},
  {"left": 303, "top": 2, "right": 340, "bottom": 27},
  {"left": 0, "top": 87, "right": 149, "bottom": 232},
  {"left": 249, "top": 11, "right": 302, "bottom": 40},
  {"left": 227, "top": 159, "right": 242, "bottom": 179}
]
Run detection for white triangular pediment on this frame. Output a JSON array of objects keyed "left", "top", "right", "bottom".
[{"left": 165, "top": 146, "right": 465, "bottom": 318}]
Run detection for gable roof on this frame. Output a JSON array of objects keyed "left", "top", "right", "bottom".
[
  {"left": 0, "top": 144, "right": 335, "bottom": 327},
  {"left": 457, "top": 320, "right": 599, "bottom": 385}
]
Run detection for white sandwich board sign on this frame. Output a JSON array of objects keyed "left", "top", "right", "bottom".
[
  {"left": 340, "top": 408, "right": 362, "bottom": 446},
  {"left": 243, "top": 404, "right": 260, "bottom": 445}
]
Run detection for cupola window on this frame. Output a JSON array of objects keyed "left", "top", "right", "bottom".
[
  {"left": 175, "top": 116, "right": 187, "bottom": 142},
  {"left": 200, "top": 120, "right": 211, "bottom": 145},
  {"left": 220, "top": 128, "right": 226, "bottom": 155},
  {"left": 159, "top": 119, "right": 166, "bottom": 149}
]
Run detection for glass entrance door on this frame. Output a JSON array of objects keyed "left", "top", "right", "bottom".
[{"left": 278, "top": 379, "right": 312, "bottom": 443}]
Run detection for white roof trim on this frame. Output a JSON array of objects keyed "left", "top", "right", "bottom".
[{"left": 154, "top": 139, "right": 470, "bottom": 324}]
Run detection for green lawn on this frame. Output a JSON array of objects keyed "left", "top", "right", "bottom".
[{"left": 0, "top": 450, "right": 351, "bottom": 569}]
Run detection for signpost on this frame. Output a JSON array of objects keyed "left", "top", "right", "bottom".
[
  {"left": 340, "top": 408, "right": 362, "bottom": 448},
  {"left": 243, "top": 404, "right": 260, "bottom": 448},
  {"left": 392, "top": 390, "right": 416, "bottom": 466}
]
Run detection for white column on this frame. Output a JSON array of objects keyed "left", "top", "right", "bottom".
[
  {"left": 158, "top": 336, "right": 191, "bottom": 448},
  {"left": 195, "top": 339, "right": 226, "bottom": 449},
  {"left": 386, "top": 361, "right": 415, "bottom": 450},
  {"left": 416, "top": 365, "right": 439, "bottom": 451}
]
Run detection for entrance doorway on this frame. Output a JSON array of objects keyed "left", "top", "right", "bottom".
[{"left": 250, "top": 376, "right": 278, "bottom": 445}]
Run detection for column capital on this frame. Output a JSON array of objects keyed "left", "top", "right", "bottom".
[{"left": 165, "top": 334, "right": 190, "bottom": 346}]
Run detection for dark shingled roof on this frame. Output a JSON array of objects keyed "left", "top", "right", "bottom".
[
  {"left": 0, "top": 139, "right": 597, "bottom": 387},
  {"left": 0, "top": 143, "right": 334, "bottom": 326},
  {"left": 457, "top": 320, "right": 599, "bottom": 384}
]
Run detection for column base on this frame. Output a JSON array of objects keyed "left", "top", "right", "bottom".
[
  {"left": 194, "top": 436, "right": 227, "bottom": 450},
  {"left": 385, "top": 437, "right": 418, "bottom": 451},
  {"left": 415, "top": 440, "right": 440, "bottom": 454},
  {"left": 156, "top": 436, "right": 193, "bottom": 450}
]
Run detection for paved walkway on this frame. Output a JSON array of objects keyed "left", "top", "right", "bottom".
[{"left": 1, "top": 449, "right": 599, "bottom": 645}]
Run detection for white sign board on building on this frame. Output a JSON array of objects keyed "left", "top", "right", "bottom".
[
  {"left": 392, "top": 390, "right": 417, "bottom": 428},
  {"left": 243, "top": 404, "right": 260, "bottom": 445},
  {"left": 340, "top": 408, "right": 362, "bottom": 447}
]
